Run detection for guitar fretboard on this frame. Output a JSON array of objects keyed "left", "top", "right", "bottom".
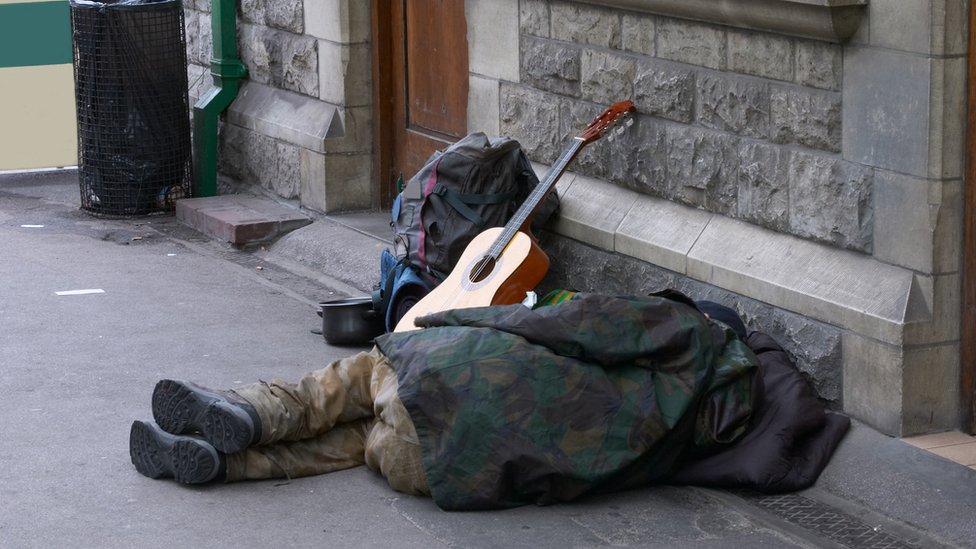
[{"left": 485, "top": 137, "right": 586, "bottom": 260}]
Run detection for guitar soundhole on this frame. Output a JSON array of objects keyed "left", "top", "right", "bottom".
[{"left": 468, "top": 256, "right": 496, "bottom": 283}]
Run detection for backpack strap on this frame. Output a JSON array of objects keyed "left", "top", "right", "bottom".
[
  {"left": 416, "top": 159, "right": 443, "bottom": 271},
  {"left": 431, "top": 183, "right": 518, "bottom": 226}
]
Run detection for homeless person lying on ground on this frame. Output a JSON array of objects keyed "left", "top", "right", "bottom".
[{"left": 129, "top": 291, "right": 849, "bottom": 510}]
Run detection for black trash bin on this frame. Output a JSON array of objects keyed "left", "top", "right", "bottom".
[{"left": 70, "top": 0, "right": 192, "bottom": 216}]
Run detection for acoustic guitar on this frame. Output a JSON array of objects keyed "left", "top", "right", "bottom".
[{"left": 394, "top": 100, "right": 636, "bottom": 332}]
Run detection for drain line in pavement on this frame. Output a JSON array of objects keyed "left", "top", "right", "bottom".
[{"left": 738, "top": 491, "right": 924, "bottom": 549}]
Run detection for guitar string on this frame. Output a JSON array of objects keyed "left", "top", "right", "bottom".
[
  {"left": 479, "top": 109, "right": 630, "bottom": 263},
  {"left": 465, "top": 138, "right": 585, "bottom": 287}
]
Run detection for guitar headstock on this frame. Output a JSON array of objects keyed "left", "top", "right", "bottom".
[{"left": 578, "top": 100, "right": 636, "bottom": 144}]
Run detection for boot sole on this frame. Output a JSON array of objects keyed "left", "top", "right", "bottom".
[
  {"left": 129, "top": 420, "right": 221, "bottom": 484},
  {"left": 152, "top": 379, "right": 256, "bottom": 454}
]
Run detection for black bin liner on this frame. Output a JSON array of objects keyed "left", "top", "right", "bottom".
[{"left": 70, "top": 0, "right": 192, "bottom": 216}]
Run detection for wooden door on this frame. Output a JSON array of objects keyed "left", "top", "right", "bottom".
[{"left": 372, "top": 0, "right": 469, "bottom": 208}]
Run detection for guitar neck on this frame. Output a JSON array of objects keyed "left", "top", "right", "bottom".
[{"left": 486, "top": 137, "right": 586, "bottom": 259}]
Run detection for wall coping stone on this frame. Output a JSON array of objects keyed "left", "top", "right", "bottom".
[
  {"left": 226, "top": 82, "right": 343, "bottom": 154},
  {"left": 542, "top": 163, "right": 924, "bottom": 346},
  {"left": 575, "top": 0, "right": 867, "bottom": 43}
]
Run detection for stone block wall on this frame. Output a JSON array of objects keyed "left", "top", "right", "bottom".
[
  {"left": 183, "top": 0, "right": 373, "bottom": 213},
  {"left": 510, "top": 1, "right": 867, "bottom": 252},
  {"left": 471, "top": 0, "right": 967, "bottom": 436}
]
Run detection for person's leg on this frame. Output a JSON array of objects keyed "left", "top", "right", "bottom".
[
  {"left": 363, "top": 358, "right": 429, "bottom": 496},
  {"left": 224, "top": 419, "right": 372, "bottom": 481},
  {"left": 130, "top": 418, "right": 373, "bottom": 484},
  {"left": 150, "top": 347, "right": 384, "bottom": 453},
  {"left": 233, "top": 348, "right": 381, "bottom": 445},
  {"left": 137, "top": 347, "right": 423, "bottom": 488}
]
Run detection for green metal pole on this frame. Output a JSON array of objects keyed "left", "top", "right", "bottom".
[{"left": 192, "top": 0, "right": 247, "bottom": 197}]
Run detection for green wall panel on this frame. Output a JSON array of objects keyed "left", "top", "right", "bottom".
[{"left": 0, "top": 1, "right": 72, "bottom": 68}]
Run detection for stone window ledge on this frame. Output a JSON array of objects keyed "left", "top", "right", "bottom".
[
  {"left": 540, "top": 165, "right": 925, "bottom": 346},
  {"left": 575, "top": 0, "right": 867, "bottom": 43}
]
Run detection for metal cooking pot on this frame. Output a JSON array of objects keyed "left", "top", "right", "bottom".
[{"left": 318, "top": 297, "right": 386, "bottom": 346}]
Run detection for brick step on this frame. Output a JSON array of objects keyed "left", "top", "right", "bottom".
[{"left": 176, "top": 195, "right": 311, "bottom": 245}]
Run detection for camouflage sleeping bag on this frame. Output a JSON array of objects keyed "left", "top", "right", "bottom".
[{"left": 374, "top": 292, "right": 760, "bottom": 510}]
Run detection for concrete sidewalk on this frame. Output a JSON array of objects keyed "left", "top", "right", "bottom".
[{"left": 2, "top": 168, "right": 976, "bottom": 549}]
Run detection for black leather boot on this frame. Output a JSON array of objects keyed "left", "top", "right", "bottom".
[
  {"left": 151, "top": 379, "right": 262, "bottom": 454},
  {"left": 129, "top": 420, "right": 226, "bottom": 484}
]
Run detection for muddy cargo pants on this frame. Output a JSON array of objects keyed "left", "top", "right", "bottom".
[{"left": 223, "top": 347, "right": 429, "bottom": 496}]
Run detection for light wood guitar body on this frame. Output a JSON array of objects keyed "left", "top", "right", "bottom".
[{"left": 394, "top": 227, "right": 550, "bottom": 331}]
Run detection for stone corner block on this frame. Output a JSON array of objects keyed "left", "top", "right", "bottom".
[
  {"left": 842, "top": 333, "right": 904, "bottom": 436},
  {"left": 872, "top": 171, "right": 943, "bottom": 273},
  {"left": 467, "top": 0, "right": 520, "bottom": 81},
  {"left": 844, "top": 334, "right": 961, "bottom": 436},
  {"left": 901, "top": 343, "right": 961, "bottom": 435},
  {"left": 842, "top": 47, "right": 932, "bottom": 177},
  {"left": 866, "top": 0, "right": 933, "bottom": 55},
  {"left": 468, "top": 76, "right": 501, "bottom": 136},
  {"left": 304, "top": 0, "right": 371, "bottom": 43},
  {"left": 318, "top": 40, "right": 372, "bottom": 108},
  {"left": 323, "top": 152, "right": 373, "bottom": 213}
]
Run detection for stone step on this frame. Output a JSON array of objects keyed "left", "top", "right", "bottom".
[{"left": 175, "top": 194, "right": 312, "bottom": 245}]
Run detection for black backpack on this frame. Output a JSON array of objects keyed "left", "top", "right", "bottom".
[{"left": 374, "top": 132, "right": 558, "bottom": 330}]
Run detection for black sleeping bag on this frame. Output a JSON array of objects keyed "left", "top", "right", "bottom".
[{"left": 667, "top": 331, "right": 850, "bottom": 493}]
